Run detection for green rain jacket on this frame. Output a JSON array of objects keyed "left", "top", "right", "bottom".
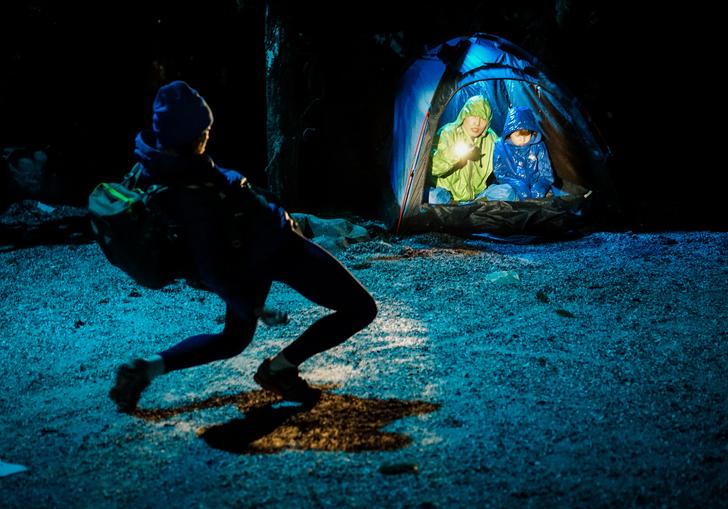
[{"left": 430, "top": 96, "right": 497, "bottom": 201}]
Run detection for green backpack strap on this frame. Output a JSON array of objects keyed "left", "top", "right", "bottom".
[{"left": 121, "top": 162, "right": 146, "bottom": 190}]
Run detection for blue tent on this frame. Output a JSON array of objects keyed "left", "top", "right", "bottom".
[{"left": 388, "top": 33, "right": 612, "bottom": 237}]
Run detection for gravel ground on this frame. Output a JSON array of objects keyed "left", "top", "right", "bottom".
[{"left": 1, "top": 230, "right": 727, "bottom": 508}]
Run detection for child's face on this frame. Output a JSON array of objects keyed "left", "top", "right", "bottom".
[
  {"left": 462, "top": 116, "right": 488, "bottom": 138},
  {"left": 509, "top": 129, "right": 532, "bottom": 146}
]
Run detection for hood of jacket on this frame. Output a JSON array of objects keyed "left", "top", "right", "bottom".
[
  {"left": 454, "top": 95, "right": 493, "bottom": 127},
  {"left": 133, "top": 129, "right": 227, "bottom": 187},
  {"left": 501, "top": 106, "right": 542, "bottom": 144}
]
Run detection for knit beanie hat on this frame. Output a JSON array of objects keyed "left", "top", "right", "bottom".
[{"left": 152, "top": 81, "right": 213, "bottom": 148}]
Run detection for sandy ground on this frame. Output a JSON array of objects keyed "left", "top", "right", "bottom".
[{"left": 1, "top": 229, "right": 727, "bottom": 507}]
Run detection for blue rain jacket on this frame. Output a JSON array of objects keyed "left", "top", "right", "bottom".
[{"left": 493, "top": 107, "right": 554, "bottom": 200}]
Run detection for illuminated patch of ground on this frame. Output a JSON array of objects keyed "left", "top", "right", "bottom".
[{"left": 135, "top": 389, "right": 439, "bottom": 453}]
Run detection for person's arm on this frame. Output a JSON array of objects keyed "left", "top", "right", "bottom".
[
  {"left": 217, "top": 166, "right": 245, "bottom": 187},
  {"left": 494, "top": 145, "right": 529, "bottom": 199},
  {"left": 158, "top": 186, "right": 236, "bottom": 294},
  {"left": 530, "top": 145, "right": 554, "bottom": 198},
  {"left": 431, "top": 130, "right": 476, "bottom": 178},
  {"left": 504, "top": 177, "right": 529, "bottom": 200}
]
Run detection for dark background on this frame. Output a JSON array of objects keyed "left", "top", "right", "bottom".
[{"left": 0, "top": 1, "right": 709, "bottom": 229}]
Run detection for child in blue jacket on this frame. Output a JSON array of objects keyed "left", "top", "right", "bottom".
[{"left": 493, "top": 107, "right": 555, "bottom": 200}]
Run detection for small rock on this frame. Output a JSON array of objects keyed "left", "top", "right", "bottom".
[{"left": 379, "top": 463, "right": 419, "bottom": 475}]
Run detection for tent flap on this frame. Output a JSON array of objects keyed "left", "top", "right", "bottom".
[{"left": 403, "top": 194, "right": 591, "bottom": 238}]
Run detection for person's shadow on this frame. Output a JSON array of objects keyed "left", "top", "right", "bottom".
[{"left": 133, "top": 388, "right": 439, "bottom": 454}]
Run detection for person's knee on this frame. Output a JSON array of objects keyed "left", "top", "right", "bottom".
[
  {"left": 349, "top": 291, "right": 377, "bottom": 329},
  {"left": 216, "top": 337, "right": 251, "bottom": 358},
  {"left": 428, "top": 186, "right": 452, "bottom": 204},
  {"left": 220, "top": 321, "right": 255, "bottom": 357}
]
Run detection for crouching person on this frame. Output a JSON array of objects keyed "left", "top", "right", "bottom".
[{"left": 109, "top": 81, "right": 377, "bottom": 411}]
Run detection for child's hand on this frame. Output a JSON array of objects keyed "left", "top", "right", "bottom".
[
  {"left": 454, "top": 142, "right": 480, "bottom": 163},
  {"left": 466, "top": 145, "right": 481, "bottom": 161}
]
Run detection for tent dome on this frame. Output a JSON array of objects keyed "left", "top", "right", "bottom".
[{"left": 388, "top": 33, "right": 612, "bottom": 237}]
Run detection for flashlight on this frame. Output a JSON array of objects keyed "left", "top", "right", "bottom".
[{"left": 453, "top": 141, "right": 471, "bottom": 158}]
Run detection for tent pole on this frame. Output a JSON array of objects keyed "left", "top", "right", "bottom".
[{"left": 396, "top": 111, "right": 429, "bottom": 234}]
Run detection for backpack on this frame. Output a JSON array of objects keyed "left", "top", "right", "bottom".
[{"left": 87, "top": 165, "right": 181, "bottom": 289}]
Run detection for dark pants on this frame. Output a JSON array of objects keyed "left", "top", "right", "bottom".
[{"left": 160, "top": 230, "right": 377, "bottom": 371}]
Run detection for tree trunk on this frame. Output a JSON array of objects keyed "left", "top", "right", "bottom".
[{"left": 264, "top": 2, "right": 301, "bottom": 207}]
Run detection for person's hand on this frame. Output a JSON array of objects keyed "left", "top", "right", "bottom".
[
  {"left": 450, "top": 142, "right": 481, "bottom": 171},
  {"left": 453, "top": 142, "right": 481, "bottom": 164},
  {"left": 466, "top": 144, "right": 481, "bottom": 161},
  {"left": 284, "top": 210, "right": 303, "bottom": 234}
]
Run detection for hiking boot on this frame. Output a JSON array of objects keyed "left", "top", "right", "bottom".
[
  {"left": 109, "top": 359, "right": 151, "bottom": 413},
  {"left": 254, "top": 359, "right": 321, "bottom": 403}
]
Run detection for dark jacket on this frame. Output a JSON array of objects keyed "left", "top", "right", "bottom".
[{"left": 132, "top": 130, "right": 289, "bottom": 297}]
